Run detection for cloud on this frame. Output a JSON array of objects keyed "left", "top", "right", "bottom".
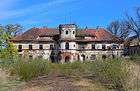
[
  {"left": 0, "top": 0, "right": 76, "bottom": 20},
  {"left": 0, "top": 0, "right": 20, "bottom": 10}
]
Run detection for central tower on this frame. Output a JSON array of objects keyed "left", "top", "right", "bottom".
[
  {"left": 59, "top": 24, "right": 76, "bottom": 39},
  {"left": 58, "top": 24, "right": 77, "bottom": 63}
]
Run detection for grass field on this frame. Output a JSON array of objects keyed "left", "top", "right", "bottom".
[{"left": 0, "top": 55, "right": 139, "bottom": 91}]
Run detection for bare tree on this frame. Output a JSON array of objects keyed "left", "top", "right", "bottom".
[
  {"left": 107, "top": 20, "right": 131, "bottom": 40},
  {"left": 125, "top": 7, "right": 140, "bottom": 42},
  {"left": 1, "top": 23, "right": 24, "bottom": 37},
  {"left": 107, "top": 20, "right": 120, "bottom": 36},
  {"left": 119, "top": 20, "right": 131, "bottom": 40}
]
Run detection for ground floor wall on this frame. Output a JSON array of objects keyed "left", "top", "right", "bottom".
[{"left": 19, "top": 49, "right": 124, "bottom": 63}]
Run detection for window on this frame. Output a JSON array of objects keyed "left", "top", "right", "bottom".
[
  {"left": 81, "top": 44, "right": 85, "bottom": 49},
  {"left": 92, "top": 44, "right": 95, "bottom": 50},
  {"left": 102, "top": 44, "right": 106, "bottom": 50},
  {"left": 66, "top": 31, "right": 68, "bottom": 35},
  {"left": 73, "top": 31, "right": 75, "bottom": 34},
  {"left": 50, "top": 45, "right": 53, "bottom": 49},
  {"left": 90, "top": 55, "right": 96, "bottom": 60},
  {"left": 29, "top": 45, "right": 32, "bottom": 50},
  {"left": 112, "top": 45, "right": 116, "bottom": 50},
  {"left": 91, "top": 37, "right": 96, "bottom": 39},
  {"left": 65, "top": 42, "right": 69, "bottom": 49},
  {"left": 18, "top": 45, "right": 22, "bottom": 50},
  {"left": 74, "top": 45, "right": 75, "bottom": 47},
  {"left": 29, "top": 55, "right": 33, "bottom": 59},
  {"left": 50, "top": 37, "right": 53, "bottom": 39},
  {"left": 39, "top": 45, "right": 43, "bottom": 50}
]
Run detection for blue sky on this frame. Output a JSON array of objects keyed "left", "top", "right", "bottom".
[{"left": 0, "top": 0, "right": 140, "bottom": 31}]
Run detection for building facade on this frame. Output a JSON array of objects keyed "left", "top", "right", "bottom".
[
  {"left": 124, "top": 35, "right": 140, "bottom": 56},
  {"left": 11, "top": 24, "right": 124, "bottom": 63}
]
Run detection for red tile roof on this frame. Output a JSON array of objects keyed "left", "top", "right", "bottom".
[
  {"left": 124, "top": 35, "right": 140, "bottom": 46},
  {"left": 12, "top": 27, "right": 122, "bottom": 42}
]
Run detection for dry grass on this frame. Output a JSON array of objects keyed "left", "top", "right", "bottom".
[{"left": 0, "top": 68, "right": 24, "bottom": 91}]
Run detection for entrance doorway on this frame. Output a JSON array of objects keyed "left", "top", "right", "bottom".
[
  {"left": 81, "top": 55, "right": 85, "bottom": 61},
  {"left": 50, "top": 56, "right": 55, "bottom": 63},
  {"left": 65, "top": 56, "right": 70, "bottom": 62}
]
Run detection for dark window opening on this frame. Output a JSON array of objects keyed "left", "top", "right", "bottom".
[
  {"left": 81, "top": 55, "right": 85, "bottom": 61},
  {"left": 18, "top": 45, "right": 22, "bottom": 50},
  {"left": 112, "top": 45, "right": 116, "bottom": 50},
  {"left": 66, "top": 31, "right": 68, "bottom": 35},
  {"left": 50, "top": 45, "right": 53, "bottom": 49},
  {"left": 66, "top": 42, "right": 69, "bottom": 49},
  {"left": 29, "top": 45, "right": 32, "bottom": 50},
  {"left": 92, "top": 44, "right": 95, "bottom": 50},
  {"left": 91, "top": 55, "right": 96, "bottom": 60},
  {"left": 29, "top": 55, "right": 33, "bottom": 59},
  {"left": 102, "top": 44, "right": 106, "bottom": 50},
  {"left": 39, "top": 45, "right": 43, "bottom": 50},
  {"left": 65, "top": 56, "right": 70, "bottom": 62},
  {"left": 18, "top": 45, "right": 22, "bottom": 52},
  {"left": 73, "top": 31, "right": 75, "bottom": 34},
  {"left": 81, "top": 44, "right": 85, "bottom": 49}
]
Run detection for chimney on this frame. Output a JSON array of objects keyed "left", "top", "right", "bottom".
[
  {"left": 97, "top": 26, "right": 99, "bottom": 30},
  {"left": 43, "top": 26, "right": 48, "bottom": 28},
  {"left": 96, "top": 26, "right": 99, "bottom": 32}
]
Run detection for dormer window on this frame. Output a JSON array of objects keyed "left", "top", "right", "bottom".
[
  {"left": 50, "top": 37, "right": 53, "bottom": 39},
  {"left": 66, "top": 31, "right": 68, "bottom": 35},
  {"left": 91, "top": 37, "right": 96, "bottom": 39}
]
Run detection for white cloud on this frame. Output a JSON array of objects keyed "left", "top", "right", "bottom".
[
  {"left": 0, "top": 0, "right": 76, "bottom": 20},
  {"left": 0, "top": 0, "right": 20, "bottom": 10}
]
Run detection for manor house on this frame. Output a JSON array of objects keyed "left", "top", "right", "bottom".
[{"left": 11, "top": 24, "right": 124, "bottom": 63}]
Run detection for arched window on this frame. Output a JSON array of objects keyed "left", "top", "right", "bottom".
[
  {"left": 65, "top": 56, "right": 70, "bottom": 62},
  {"left": 66, "top": 42, "right": 69, "bottom": 49},
  {"left": 66, "top": 31, "right": 68, "bottom": 35}
]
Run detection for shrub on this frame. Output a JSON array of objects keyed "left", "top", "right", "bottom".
[
  {"left": 60, "top": 67, "right": 74, "bottom": 78},
  {"left": 130, "top": 54, "right": 140, "bottom": 62},
  {"left": 10, "top": 58, "right": 52, "bottom": 81},
  {"left": 91, "top": 59, "right": 132, "bottom": 90}
]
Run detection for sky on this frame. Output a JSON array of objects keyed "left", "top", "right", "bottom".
[{"left": 0, "top": 0, "right": 140, "bottom": 31}]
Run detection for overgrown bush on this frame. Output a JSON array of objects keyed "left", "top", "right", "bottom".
[
  {"left": 90, "top": 59, "right": 132, "bottom": 90},
  {"left": 130, "top": 54, "right": 140, "bottom": 62},
  {"left": 10, "top": 58, "right": 52, "bottom": 81}
]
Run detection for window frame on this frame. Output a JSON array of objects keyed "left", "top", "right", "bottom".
[
  {"left": 81, "top": 44, "right": 85, "bottom": 50},
  {"left": 29, "top": 45, "right": 32, "bottom": 50},
  {"left": 66, "top": 31, "right": 68, "bottom": 35},
  {"left": 102, "top": 44, "right": 106, "bottom": 50},
  {"left": 92, "top": 44, "right": 95, "bottom": 50},
  {"left": 50, "top": 45, "right": 54, "bottom": 49},
  {"left": 65, "top": 42, "right": 69, "bottom": 49},
  {"left": 112, "top": 44, "right": 116, "bottom": 50},
  {"left": 39, "top": 44, "right": 43, "bottom": 50},
  {"left": 18, "top": 45, "right": 22, "bottom": 50}
]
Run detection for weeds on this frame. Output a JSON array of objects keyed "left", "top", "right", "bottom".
[
  {"left": 0, "top": 57, "right": 138, "bottom": 90},
  {"left": 10, "top": 58, "right": 52, "bottom": 81}
]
